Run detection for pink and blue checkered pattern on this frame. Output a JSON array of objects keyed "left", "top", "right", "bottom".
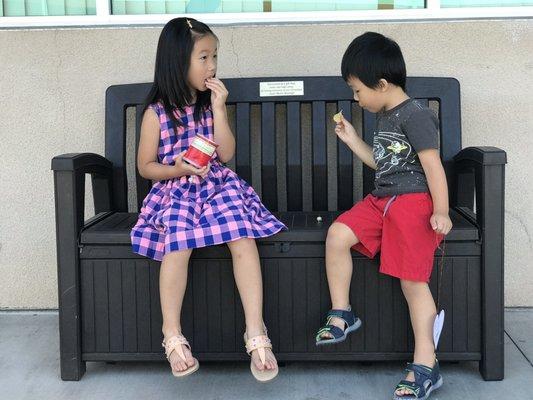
[{"left": 131, "top": 102, "right": 286, "bottom": 261}]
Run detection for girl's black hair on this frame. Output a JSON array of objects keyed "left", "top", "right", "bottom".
[
  {"left": 145, "top": 17, "right": 217, "bottom": 132},
  {"left": 341, "top": 32, "right": 406, "bottom": 91}
]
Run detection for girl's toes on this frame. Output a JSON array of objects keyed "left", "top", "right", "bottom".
[
  {"left": 186, "top": 357, "right": 195, "bottom": 367},
  {"left": 253, "top": 355, "right": 264, "bottom": 370}
]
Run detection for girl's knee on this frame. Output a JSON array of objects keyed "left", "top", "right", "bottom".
[
  {"left": 162, "top": 249, "right": 192, "bottom": 263},
  {"left": 228, "top": 237, "right": 257, "bottom": 257}
]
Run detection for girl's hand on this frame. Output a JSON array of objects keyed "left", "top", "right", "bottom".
[
  {"left": 205, "top": 78, "right": 228, "bottom": 111},
  {"left": 430, "top": 213, "right": 453, "bottom": 235},
  {"left": 334, "top": 114, "right": 359, "bottom": 146},
  {"left": 173, "top": 151, "right": 210, "bottom": 179}
]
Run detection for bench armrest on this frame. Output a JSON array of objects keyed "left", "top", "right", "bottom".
[
  {"left": 52, "top": 152, "right": 112, "bottom": 172},
  {"left": 452, "top": 146, "right": 506, "bottom": 220},
  {"left": 52, "top": 152, "right": 114, "bottom": 216},
  {"left": 453, "top": 146, "right": 507, "bottom": 166}
]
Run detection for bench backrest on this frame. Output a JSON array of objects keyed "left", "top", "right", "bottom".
[{"left": 105, "top": 76, "right": 460, "bottom": 213}]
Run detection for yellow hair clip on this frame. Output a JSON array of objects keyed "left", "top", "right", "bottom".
[{"left": 186, "top": 19, "right": 193, "bottom": 29}]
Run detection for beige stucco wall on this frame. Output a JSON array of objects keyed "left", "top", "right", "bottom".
[{"left": 0, "top": 19, "right": 531, "bottom": 309}]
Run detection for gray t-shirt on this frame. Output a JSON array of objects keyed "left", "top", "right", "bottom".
[{"left": 372, "top": 98, "right": 439, "bottom": 197}]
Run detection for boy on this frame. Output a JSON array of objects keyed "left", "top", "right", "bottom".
[{"left": 315, "top": 32, "right": 452, "bottom": 400}]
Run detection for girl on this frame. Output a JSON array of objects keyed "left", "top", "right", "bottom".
[{"left": 131, "top": 17, "right": 285, "bottom": 382}]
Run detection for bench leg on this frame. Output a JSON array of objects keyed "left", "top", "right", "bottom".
[
  {"left": 54, "top": 170, "right": 86, "bottom": 380},
  {"left": 478, "top": 164, "right": 505, "bottom": 381}
]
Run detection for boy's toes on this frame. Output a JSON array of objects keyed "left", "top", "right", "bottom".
[{"left": 395, "top": 388, "right": 412, "bottom": 397}]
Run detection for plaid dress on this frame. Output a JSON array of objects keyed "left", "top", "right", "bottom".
[{"left": 131, "top": 102, "right": 286, "bottom": 261}]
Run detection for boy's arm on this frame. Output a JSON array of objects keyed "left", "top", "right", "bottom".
[
  {"left": 335, "top": 116, "right": 377, "bottom": 170},
  {"left": 418, "top": 149, "right": 453, "bottom": 235},
  {"left": 345, "top": 135, "right": 377, "bottom": 170}
]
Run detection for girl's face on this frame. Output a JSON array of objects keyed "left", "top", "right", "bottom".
[{"left": 188, "top": 34, "right": 218, "bottom": 94}]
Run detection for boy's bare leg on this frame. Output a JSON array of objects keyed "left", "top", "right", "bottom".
[
  {"left": 319, "top": 222, "right": 359, "bottom": 339},
  {"left": 396, "top": 280, "right": 437, "bottom": 396},
  {"left": 160, "top": 249, "right": 196, "bottom": 373}
]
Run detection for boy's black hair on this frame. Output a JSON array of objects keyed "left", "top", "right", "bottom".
[
  {"left": 341, "top": 32, "right": 406, "bottom": 91},
  {"left": 145, "top": 17, "right": 217, "bottom": 131}
]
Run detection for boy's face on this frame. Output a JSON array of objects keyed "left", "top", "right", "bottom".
[
  {"left": 188, "top": 34, "right": 218, "bottom": 93},
  {"left": 346, "top": 76, "right": 385, "bottom": 113}
]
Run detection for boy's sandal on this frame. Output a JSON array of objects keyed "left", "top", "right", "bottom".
[
  {"left": 315, "top": 308, "right": 362, "bottom": 346},
  {"left": 162, "top": 334, "right": 199, "bottom": 377},
  {"left": 244, "top": 330, "right": 278, "bottom": 382},
  {"left": 393, "top": 361, "right": 443, "bottom": 400}
]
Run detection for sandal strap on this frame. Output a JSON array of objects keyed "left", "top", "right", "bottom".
[
  {"left": 162, "top": 335, "right": 191, "bottom": 361},
  {"left": 245, "top": 334, "right": 272, "bottom": 366},
  {"left": 315, "top": 324, "right": 345, "bottom": 341},
  {"left": 326, "top": 308, "right": 356, "bottom": 328},
  {"left": 395, "top": 380, "right": 424, "bottom": 398},
  {"left": 405, "top": 362, "right": 434, "bottom": 381}
]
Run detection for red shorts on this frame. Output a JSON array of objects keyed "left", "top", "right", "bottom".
[{"left": 335, "top": 192, "right": 443, "bottom": 282}]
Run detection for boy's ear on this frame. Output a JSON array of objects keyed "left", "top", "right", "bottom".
[{"left": 377, "top": 79, "right": 389, "bottom": 92}]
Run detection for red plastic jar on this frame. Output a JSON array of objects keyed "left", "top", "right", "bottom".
[{"left": 182, "top": 134, "right": 219, "bottom": 168}]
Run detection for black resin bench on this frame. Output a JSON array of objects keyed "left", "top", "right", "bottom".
[{"left": 52, "top": 76, "right": 506, "bottom": 381}]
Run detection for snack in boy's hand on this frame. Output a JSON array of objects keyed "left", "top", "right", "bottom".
[{"left": 333, "top": 110, "right": 343, "bottom": 123}]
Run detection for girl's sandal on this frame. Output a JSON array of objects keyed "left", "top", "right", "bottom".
[
  {"left": 162, "top": 334, "right": 199, "bottom": 377},
  {"left": 393, "top": 361, "right": 443, "bottom": 400},
  {"left": 243, "top": 330, "right": 278, "bottom": 382}
]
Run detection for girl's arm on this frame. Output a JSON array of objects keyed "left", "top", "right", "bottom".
[
  {"left": 335, "top": 115, "right": 376, "bottom": 170},
  {"left": 205, "top": 78, "right": 235, "bottom": 163},
  {"left": 418, "top": 149, "right": 453, "bottom": 235},
  {"left": 137, "top": 109, "right": 209, "bottom": 181}
]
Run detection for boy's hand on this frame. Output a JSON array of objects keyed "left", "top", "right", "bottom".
[
  {"left": 205, "top": 78, "right": 228, "bottom": 111},
  {"left": 334, "top": 114, "right": 359, "bottom": 145},
  {"left": 430, "top": 213, "right": 452, "bottom": 235},
  {"left": 173, "top": 151, "right": 210, "bottom": 179}
]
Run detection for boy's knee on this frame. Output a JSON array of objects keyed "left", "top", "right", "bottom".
[{"left": 326, "top": 223, "right": 355, "bottom": 251}]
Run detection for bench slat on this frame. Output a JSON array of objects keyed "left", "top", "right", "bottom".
[
  {"left": 135, "top": 105, "right": 152, "bottom": 212},
  {"left": 287, "top": 102, "right": 302, "bottom": 211},
  {"left": 235, "top": 102, "right": 251, "bottom": 184},
  {"left": 261, "top": 102, "right": 278, "bottom": 211},
  {"left": 337, "top": 101, "right": 354, "bottom": 210},
  {"left": 312, "top": 101, "right": 327, "bottom": 211}
]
